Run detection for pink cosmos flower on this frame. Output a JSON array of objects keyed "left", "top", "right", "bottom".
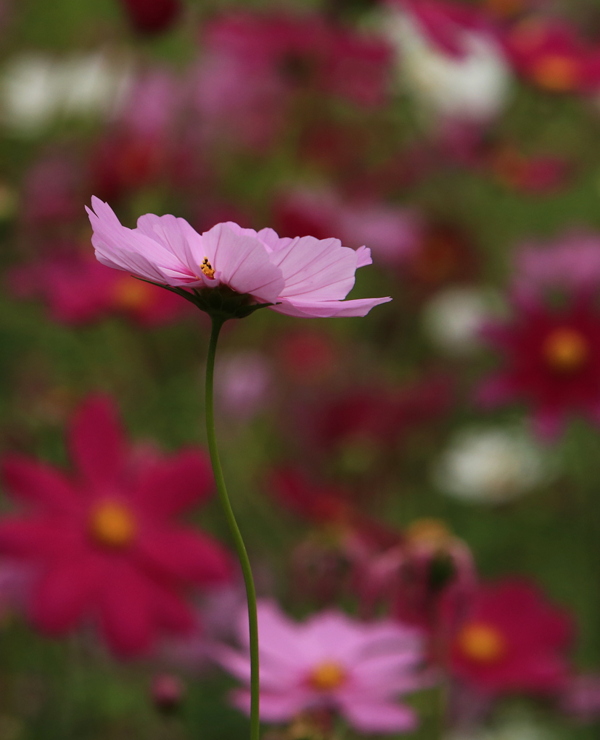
[
  {"left": 215, "top": 600, "right": 426, "bottom": 733},
  {"left": 450, "top": 578, "right": 573, "bottom": 696},
  {"left": 477, "top": 292, "right": 600, "bottom": 440},
  {"left": 86, "top": 197, "right": 391, "bottom": 319},
  {"left": 0, "top": 395, "right": 232, "bottom": 657}
]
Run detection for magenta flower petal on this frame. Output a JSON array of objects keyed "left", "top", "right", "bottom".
[
  {"left": 68, "top": 395, "right": 126, "bottom": 490},
  {"left": 131, "top": 449, "right": 214, "bottom": 517},
  {"left": 98, "top": 564, "right": 156, "bottom": 657},
  {"left": 2, "top": 456, "right": 78, "bottom": 514},
  {"left": 30, "top": 557, "right": 103, "bottom": 635},
  {"left": 136, "top": 526, "right": 232, "bottom": 585},
  {"left": 0, "top": 519, "right": 82, "bottom": 559}
]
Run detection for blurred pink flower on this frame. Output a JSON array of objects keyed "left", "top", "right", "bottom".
[
  {"left": 561, "top": 673, "right": 600, "bottom": 723},
  {"left": 193, "top": 11, "right": 391, "bottom": 149},
  {"left": 9, "top": 252, "right": 189, "bottom": 326},
  {"left": 502, "top": 15, "right": 600, "bottom": 94},
  {"left": 477, "top": 292, "right": 600, "bottom": 440},
  {"left": 275, "top": 187, "right": 422, "bottom": 266},
  {"left": 450, "top": 578, "right": 573, "bottom": 696},
  {"left": 215, "top": 600, "right": 426, "bottom": 733},
  {"left": 0, "top": 395, "right": 232, "bottom": 657},
  {"left": 514, "top": 231, "right": 600, "bottom": 296},
  {"left": 87, "top": 197, "right": 391, "bottom": 318}
]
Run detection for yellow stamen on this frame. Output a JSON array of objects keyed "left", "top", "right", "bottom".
[
  {"left": 532, "top": 55, "right": 579, "bottom": 92},
  {"left": 90, "top": 501, "right": 136, "bottom": 549},
  {"left": 200, "top": 257, "right": 215, "bottom": 280},
  {"left": 309, "top": 661, "right": 347, "bottom": 691},
  {"left": 457, "top": 623, "right": 506, "bottom": 664},
  {"left": 543, "top": 328, "right": 588, "bottom": 372}
]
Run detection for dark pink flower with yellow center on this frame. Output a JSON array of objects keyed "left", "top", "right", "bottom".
[
  {"left": 215, "top": 600, "right": 425, "bottom": 733},
  {"left": 503, "top": 16, "right": 600, "bottom": 94},
  {"left": 0, "top": 396, "right": 232, "bottom": 657},
  {"left": 450, "top": 578, "right": 573, "bottom": 695},
  {"left": 9, "top": 252, "right": 189, "bottom": 326},
  {"left": 477, "top": 294, "right": 600, "bottom": 439}
]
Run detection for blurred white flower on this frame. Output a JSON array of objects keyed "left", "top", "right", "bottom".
[
  {"left": 434, "top": 427, "right": 551, "bottom": 504},
  {"left": 0, "top": 51, "right": 133, "bottom": 135},
  {"left": 422, "top": 286, "right": 503, "bottom": 355},
  {"left": 383, "top": 11, "right": 512, "bottom": 123},
  {"left": 446, "top": 715, "right": 557, "bottom": 740}
]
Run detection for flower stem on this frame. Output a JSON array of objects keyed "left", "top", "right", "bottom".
[{"left": 205, "top": 316, "right": 260, "bottom": 740}]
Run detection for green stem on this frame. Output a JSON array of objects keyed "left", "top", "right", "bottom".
[{"left": 205, "top": 317, "right": 260, "bottom": 740}]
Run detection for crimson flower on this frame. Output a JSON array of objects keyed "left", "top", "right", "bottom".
[
  {"left": 450, "top": 578, "right": 573, "bottom": 695},
  {"left": 477, "top": 293, "right": 600, "bottom": 440},
  {"left": 118, "top": 0, "right": 181, "bottom": 35},
  {"left": 0, "top": 396, "right": 232, "bottom": 657}
]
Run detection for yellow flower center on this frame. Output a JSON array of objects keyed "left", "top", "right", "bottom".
[
  {"left": 200, "top": 257, "right": 215, "bottom": 280},
  {"left": 405, "top": 518, "right": 453, "bottom": 552},
  {"left": 543, "top": 328, "right": 588, "bottom": 373},
  {"left": 112, "top": 276, "right": 152, "bottom": 310},
  {"left": 89, "top": 501, "right": 136, "bottom": 549},
  {"left": 457, "top": 623, "right": 506, "bottom": 664},
  {"left": 532, "top": 55, "right": 579, "bottom": 92},
  {"left": 309, "top": 661, "right": 347, "bottom": 691}
]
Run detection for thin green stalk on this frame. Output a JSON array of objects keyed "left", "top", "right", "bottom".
[{"left": 205, "top": 317, "right": 260, "bottom": 740}]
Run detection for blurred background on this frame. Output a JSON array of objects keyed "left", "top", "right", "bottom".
[{"left": 3, "top": 0, "right": 600, "bottom": 738}]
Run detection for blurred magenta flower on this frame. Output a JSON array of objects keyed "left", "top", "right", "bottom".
[
  {"left": 86, "top": 197, "right": 391, "bottom": 319},
  {"left": 503, "top": 15, "right": 600, "bottom": 94},
  {"left": 215, "top": 600, "right": 425, "bottom": 733},
  {"left": 119, "top": 0, "right": 182, "bottom": 34},
  {"left": 450, "top": 578, "right": 573, "bottom": 695},
  {"left": 477, "top": 292, "right": 600, "bottom": 440},
  {"left": 193, "top": 10, "right": 391, "bottom": 148},
  {"left": 9, "top": 252, "right": 190, "bottom": 326},
  {"left": 0, "top": 395, "right": 232, "bottom": 657}
]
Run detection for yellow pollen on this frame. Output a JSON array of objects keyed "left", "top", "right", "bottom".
[
  {"left": 113, "top": 276, "right": 152, "bottom": 310},
  {"left": 543, "top": 328, "right": 588, "bottom": 372},
  {"left": 90, "top": 501, "right": 136, "bottom": 549},
  {"left": 309, "top": 661, "right": 347, "bottom": 691},
  {"left": 532, "top": 55, "right": 579, "bottom": 92},
  {"left": 457, "top": 623, "right": 506, "bottom": 664},
  {"left": 200, "top": 257, "right": 216, "bottom": 280}
]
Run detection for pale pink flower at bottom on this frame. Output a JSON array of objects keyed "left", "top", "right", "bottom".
[{"left": 214, "top": 600, "right": 426, "bottom": 734}]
